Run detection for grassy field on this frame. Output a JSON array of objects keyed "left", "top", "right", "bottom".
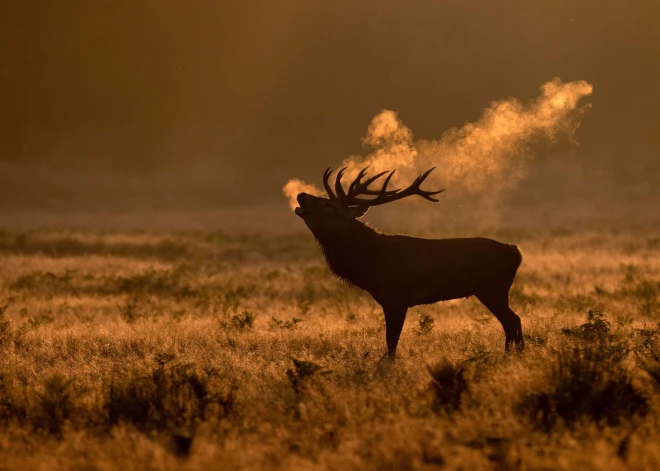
[{"left": 0, "top": 228, "right": 659, "bottom": 470}]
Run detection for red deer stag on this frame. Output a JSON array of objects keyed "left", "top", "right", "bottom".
[{"left": 294, "top": 167, "right": 524, "bottom": 359}]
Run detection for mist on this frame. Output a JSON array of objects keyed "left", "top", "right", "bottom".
[
  {"left": 1, "top": 1, "right": 658, "bottom": 231},
  {"left": 284, "top": 78, "right": 593, "bottom": 220}
]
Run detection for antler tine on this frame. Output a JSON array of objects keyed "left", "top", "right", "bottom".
[
  {"left": 323, "top": 167, "right": 338, "bottom": 200},
  {"left": 417, "top": 166, "right": 435, "bottom": 184},
  {"left": 418, "top": 188, "right": 445, "bottom": 202},
  {"left": 346, "top": 167, "right": 400, "bottom": 199},
  {"left": 334, "top": 167, "right": 348, "bottom": 201},
  {"left": 409, "top": 167, "right": 445, "bottom": 202},
  {"left": 347, "top": 167, "right": 370, "bottom": 198},
  {"left": 360, "top": 170, "right": 391, "bottom": 191},
  {"left": 341, "top": 166, "right": 444, "bottom": 207},
  {"left": 377, "top": 169, "right": 397, "bottom": 197}
]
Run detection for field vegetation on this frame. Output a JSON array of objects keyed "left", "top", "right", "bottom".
[{"left": 0, "top": 228, "right": 659, "bottom": 469}]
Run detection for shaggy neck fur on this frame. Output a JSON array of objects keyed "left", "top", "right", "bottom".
[{"left": 311, "top": 220, "right": 382, "bottom": 286}]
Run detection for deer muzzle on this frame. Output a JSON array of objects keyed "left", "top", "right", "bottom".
[{"left": 294, "top": 193, "right": 309, "bottom": 217}]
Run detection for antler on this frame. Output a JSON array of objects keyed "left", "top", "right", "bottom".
[
  {"left": 323, "top": 166, "right": 397, "bottom": 201},
  {"left": 325, "top": 166, "right": 444, "bottom": 207},
  {"left": 323, "top": 167, "right": 338, "bottom": 200},
  {"left": 346, "top": 167, "right": 399, "bottom": 199}
]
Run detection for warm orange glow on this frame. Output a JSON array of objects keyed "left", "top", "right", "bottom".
[
  {"left": 282, "top": 179, "right": 323, "bottom": 209},
  {"left": 284, "top": 78, "right": 592, "bottom": 207}
]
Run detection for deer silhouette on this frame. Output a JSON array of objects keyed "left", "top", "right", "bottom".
[{"left": 294, "top": 167, "right": 523, "bottom": 359}]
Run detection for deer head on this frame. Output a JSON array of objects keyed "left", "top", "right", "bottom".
[{"left": 294, "top": 166, "right": 444, "bottom": 235}]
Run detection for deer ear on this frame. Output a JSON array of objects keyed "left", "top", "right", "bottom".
[{"left": 348, "top": 206, "right": 369, "bottom": 219}]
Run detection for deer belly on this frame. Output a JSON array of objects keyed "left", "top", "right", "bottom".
[{"left": 407, "top": 279, "right": 475, "bottom": 306}]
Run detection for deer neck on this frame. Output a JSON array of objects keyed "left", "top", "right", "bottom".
[{"left": 314, "top": 221, "right": 381, "bottom": 285}]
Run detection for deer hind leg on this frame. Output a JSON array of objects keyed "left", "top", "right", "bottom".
[
  {"left": 510, "top": 307, "right": 524, "bottom": 349},
  {"left": 475, "top": 292, "right": 523, "bottom": 352},
  {"left": 382, "top": 305, "right": 408, "bottom": 360}
]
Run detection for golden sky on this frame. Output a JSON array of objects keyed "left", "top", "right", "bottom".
[{"left": 0, "top": 1, "right": 658, "bottom": 207}]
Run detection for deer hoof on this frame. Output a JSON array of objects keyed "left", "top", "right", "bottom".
[{"left": 378, "top": 351, "right": 396, "bottom": 363}]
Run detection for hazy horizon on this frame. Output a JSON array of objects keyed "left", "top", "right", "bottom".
[{"left": 1, "top": 1, "right": 659, "bottom": 227}]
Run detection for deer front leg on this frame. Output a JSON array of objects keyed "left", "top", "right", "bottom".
[{"left": 381, "top": 305, "right": 408, "bottom": 360}]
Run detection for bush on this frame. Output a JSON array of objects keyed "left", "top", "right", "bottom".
[
  {"left": 634, "top": 323, "right": 660, "bottom": 389},
  {"left": 105, "top": 360, "right": 234, "bottom": 433},
  {"left": 426, "top": 360, "right": 469, "bottom": 414},
  {"left": 34, "top": 374, "right": 74, "bottom": 438},
  {"left": 0, "top": 374, "right": 76, "bottom": 439},
  {"left": 230, "top": 311, "right": 257, "bottom": 329},
  {"left": 417, "top": 313, "right": 435, "bottom": 335},
  {"left": 561, "top": 310, "right": 611, "bottom": 342},
  {"left": 0, "top": 373, "right": 28, "bottom": 427},
  {"left": 286, "top": 359, "right": 326, "bottom": 395},
  {"left": 519, "top": 345, "right": 648, "bottom": 431},
  {"left": 269, "top": 317, "right": 303, "bottom": 330}
]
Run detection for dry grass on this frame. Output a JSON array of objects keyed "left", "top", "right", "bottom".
[{"left": 0, "top": 228, "right": 659, "bottom": 469}]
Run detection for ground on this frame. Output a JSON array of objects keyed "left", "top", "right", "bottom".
[{"left": 0, "top": 227, "right": 659, "bottom": 470}]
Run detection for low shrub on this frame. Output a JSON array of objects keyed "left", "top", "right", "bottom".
[
  {"left": 519, "top": 345, "right": 648, "bottom": 431},
  {"left": 417, "top": 313, "right": 435, "bottom": 335},
  {"left": 269, "top": 317, "right": 303, "bottom": 330},
  {"left": 105, "top": 360, "right": 234, "bottom": 433},
  {"left": 426, "top": 359, "right": 469, "bottom": 414},
  {"left": 561, "top": 309, "right": 611, "bottom": 342},
  {"left": 230, "top": 311, "right": 257, "bottom": 330}
]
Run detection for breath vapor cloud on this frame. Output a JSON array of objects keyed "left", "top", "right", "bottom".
[{"left": 283, "top": 78, "right": 593, "bottom": 209}]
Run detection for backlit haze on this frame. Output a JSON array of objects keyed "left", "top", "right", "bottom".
[
  {"left": 283, "top": 78, "right": 593, "bottom": 211},
  {"left": 1, "top": 1, "right": 658, "bottom": 231}
]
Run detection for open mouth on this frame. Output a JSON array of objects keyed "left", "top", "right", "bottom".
[{"left": 294, "top": 194, "right": 308, "bottom": 217}]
